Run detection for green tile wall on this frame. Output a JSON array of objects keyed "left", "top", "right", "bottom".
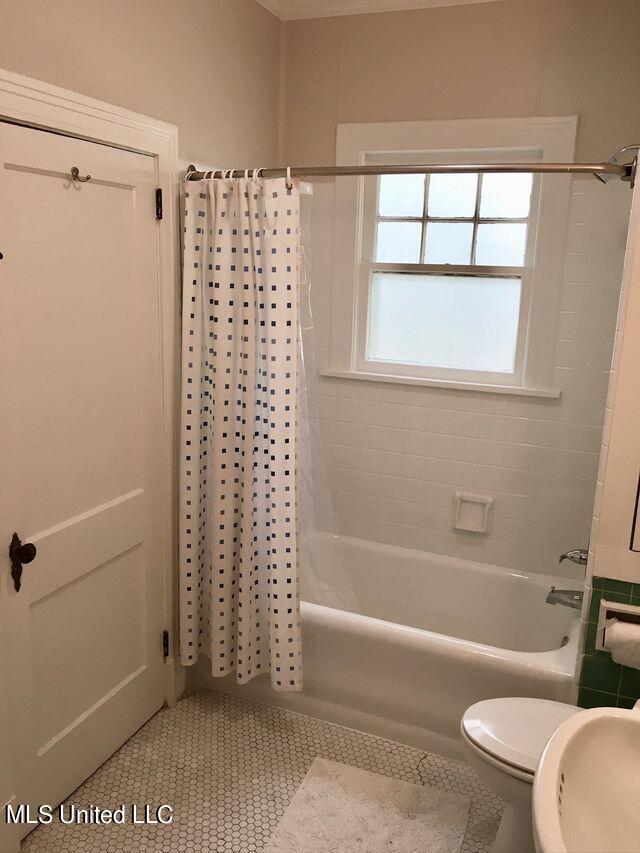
[{"left": 578, "top": 576, "right": 640, "bottom": 709}]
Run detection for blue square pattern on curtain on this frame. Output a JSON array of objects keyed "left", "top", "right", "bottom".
[{"left": 180, "top": 177, "right": 302, "bottom": 692}]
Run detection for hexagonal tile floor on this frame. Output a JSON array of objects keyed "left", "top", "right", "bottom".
[{"left": 22, "top": 691, "right": 502, "bottom": 853}]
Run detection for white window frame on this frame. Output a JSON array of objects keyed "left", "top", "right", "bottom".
[{"left": 323, "top": 116, "right": 578, "bottom": 398}]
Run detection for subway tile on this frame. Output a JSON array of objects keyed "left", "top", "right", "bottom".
[
  {"left": 581, "top": 654, "right": 621, "bottom": 694},
  {"left": 450, "top": 461, "right": 477, "bottom": 488},
  {"left": 554, "top": 339, "right": 576, "bottom": 369},
  {"left": 620, "top": 666, "right": 640, "bottom": 700},
  {"left": 428, "top": 433, "right": 454, "bottom": 459},
  {"left": 602, "top": 578, "right": 633, "bottom": 598},
  {"left": 473, "top": 439, "right": 505, "bottom": 467},
  {"left": 567, "top": 222, "right": 628, "bottom": 254},
  {"left": 558, "top": 449, "right": 599, "bottom": 480},
  {"left": 403, "top": 429, "right": 431, "bottom": 457},
  {"left": 473, "top": 465, "right": 503, "bottom": 492},
  {"left": 474, "top": 413, "right": 508, "bottom": 441},
  {"left": 561, "top": 283, "right": 621, "bottom": 315},
  {"left": 564, "top": 251, "right": 624, "bottom": 283},
  {"left": 452, "top": 436, "right": 479, "bottom": 463},
  {"left": 573, "top": 340, "right": 614, "bottom": 372},
  {"left": 584, "top": 621, "right": 598, "bottom": 655},
  {"left": 503, "top": 416, "right": 538, "bottom": 445},
  {"left": 588, "top": 588, "right": 603, "bottom": 622},
  {"left": 402, "top": 453, "right": 428, "bottom": 480},
  {"left": 423, "top": 481, "right": 453, "bottom": 508},
  {"left": 569, "top": 184, "right": 631, "bottom": 224},
  {"left": 578, "top": 687, "right": 617, "bottom": 710},
  {"left": 426, "top": 457, "right": 453, "bottom": 484},
  {"left": 500, "top": 468, "right": 532, "bottom": 497},
  {"left": 502, "top": 442, "right": 533, "bottom": 470},
  {"left": 560, "top": 395, "right": 606, "bottom": 428},
  {"left": 404, "top": 405, "right": 431, "bottom": 432},
  {"left": 575, "top": 311, "right": 618, "bottom": 343}
]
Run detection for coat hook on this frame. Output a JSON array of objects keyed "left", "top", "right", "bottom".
[{"left": 70, "top": 166, "right": 91, "bottom": 183}]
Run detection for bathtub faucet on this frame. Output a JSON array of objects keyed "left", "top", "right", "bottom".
[
  {"left": 546, "top": 586, "right": 584, "bottom": 610},
  {"left": 559, "top": 548, "right": 588, "bottom": 566}
]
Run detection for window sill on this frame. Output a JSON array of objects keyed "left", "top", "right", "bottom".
[{"left": 319, "top": 369, "right": 561, "bottom": 399}]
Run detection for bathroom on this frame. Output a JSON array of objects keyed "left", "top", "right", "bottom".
[{"left": 1, "top": 0, "right": 639, "bottom": 851}]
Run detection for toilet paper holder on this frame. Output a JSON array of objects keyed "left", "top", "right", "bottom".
[{"left": 595, "top": 598, "right": 640, "bottom": 652}]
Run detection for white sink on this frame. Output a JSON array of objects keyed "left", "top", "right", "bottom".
[{"left": 533, "top": 702, "right": 640, "bottom": 853}]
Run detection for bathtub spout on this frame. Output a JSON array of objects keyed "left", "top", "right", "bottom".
[{"left": 546, "top": 586, "right": 584, "bottom": 610}]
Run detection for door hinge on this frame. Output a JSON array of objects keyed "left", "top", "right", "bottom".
[
  {"left": 155, "top": 187, "right": 163, "bottom": 220},
  {"left": 162, "top": 630, "right": 170, "bottom": 659}
]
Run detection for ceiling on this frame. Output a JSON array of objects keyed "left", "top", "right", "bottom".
[{"left": 256, "top": 0, "right": 501, "bottom": 20}]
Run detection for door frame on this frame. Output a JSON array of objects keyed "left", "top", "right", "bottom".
[{"left": 0, "top": 67, "right": 184, "bottom": 704}]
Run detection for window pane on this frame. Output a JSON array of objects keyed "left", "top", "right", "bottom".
[
  {"left": 427, "top": 173, "right": 478, "bottom": 218},
  {"left": 375, "top": 221, "right": 422, "bottom": 263},
  {"left": 378, "top": 174, "right": 425, "bottom": 217},
  {"left": 479, "top": 173, "right": 533, "bottom": 218},
  {"left": 368, "top": 273, "right": 521, "bottom": 373},
  {"left": 424, "top": 222, "right": 474, "bottom": 265},
  {"left": 475, "top": 223, "right": 528, "bottom": 266}
]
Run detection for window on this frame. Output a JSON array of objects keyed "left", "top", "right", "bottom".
[
  {"left": 327, "top": 118, "right": 577, "bottom": 396},
  {"left": 369, "top": 171, "right": 533, "bottom": 376}
]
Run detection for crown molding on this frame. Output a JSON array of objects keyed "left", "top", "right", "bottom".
[{"left": 256, "top": 0, "right": 501, "bottom": 20}]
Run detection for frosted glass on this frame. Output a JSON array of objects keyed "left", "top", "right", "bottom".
[
  {"left": 378, "top": 174, "right": 425, "bottom": 217},
  {"left": 475, "top": 223, "right": 528, "bottom": 266},
  {"left": 368, "top": 273, "right": 521, "bottom": 373},
  {"left": 427, "top": 173, "right": 478, "bottom": 218},
  {"left": 376, "top": 221, "right": 422, "bottom": 263},
  {"left": 480, "top": 173, "right": 533, "bottom": 218},
  {"left": 424, "top": 222, "right": 474, "bottom": 265}
]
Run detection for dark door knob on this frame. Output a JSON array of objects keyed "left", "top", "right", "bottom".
[{"left": 9, "top": 533, "right": 37, "bottom": 592}]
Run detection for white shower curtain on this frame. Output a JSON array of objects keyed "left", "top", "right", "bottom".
[{"left": 179, "top": 176, "right": 303, "bottom": 692}]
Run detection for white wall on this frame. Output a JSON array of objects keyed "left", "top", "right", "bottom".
[
  {"left": 0, "top": 0, "right": 283, "bottom": 165},
  {"left": 283, "top": 0, "right": 640, "bottom": 166}
]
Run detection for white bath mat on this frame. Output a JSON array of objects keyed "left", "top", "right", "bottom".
[{"left": 264, "top": 757, "right": 470, "bottom": 853}]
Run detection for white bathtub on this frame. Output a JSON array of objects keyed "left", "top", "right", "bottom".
[{"left": 194, "top": 532, "right": 581, "bottom": 754}]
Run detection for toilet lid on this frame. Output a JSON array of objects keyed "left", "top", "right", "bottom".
[{"left": 462, "top": 698, "right": 579, "bottom": 774}]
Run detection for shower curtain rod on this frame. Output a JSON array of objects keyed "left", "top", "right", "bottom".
[{"left": 186, "top": 146, "right": 638, "bottom": 185}]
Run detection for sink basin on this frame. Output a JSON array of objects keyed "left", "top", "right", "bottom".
[{"left": 533, "top": 702, "right": 640, "bottom": 853}]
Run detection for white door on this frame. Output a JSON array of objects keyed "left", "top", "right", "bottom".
[{"left": 0, "top": 121, "right": 166, "bottom": 846}]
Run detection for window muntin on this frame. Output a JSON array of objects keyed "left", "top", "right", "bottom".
[{"left": 373, "top": 171, "right": 533, "bottom": 267}]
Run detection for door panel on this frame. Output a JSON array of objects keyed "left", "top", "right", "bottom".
[{"left": 0, "top": 121, "right": 166, "bottom": 843}]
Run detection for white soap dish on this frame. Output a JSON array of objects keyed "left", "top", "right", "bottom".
[{"left": 453, "top": 491, "right": 494, "bottom": 534}]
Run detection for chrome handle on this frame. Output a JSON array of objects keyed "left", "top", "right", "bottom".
[{"left": 559, "top": 548, "right": 588, "bottom": 566}]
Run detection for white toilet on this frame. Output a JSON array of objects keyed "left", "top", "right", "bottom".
[{"left": 461, "top": 698, "right": 579, "bottom": 853}]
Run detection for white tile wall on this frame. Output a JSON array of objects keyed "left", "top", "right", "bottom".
[{"left": 302, "top": 179, "right": 631, "bottom": 581}]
